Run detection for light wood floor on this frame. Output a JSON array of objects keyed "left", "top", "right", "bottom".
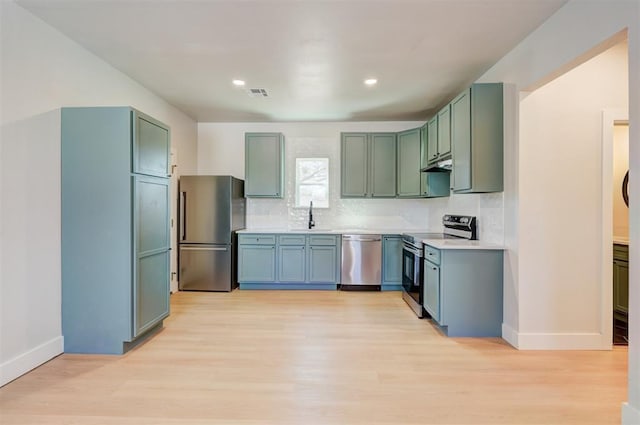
[{"left": 0, "top": 291, "right": 627, "bottom": 424}]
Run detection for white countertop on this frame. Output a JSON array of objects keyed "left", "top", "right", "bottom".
[
  {"left": 613, "top": 237, "right": 630, "bottom": 246},
  {"left": 422, "top": 238, "right": 505, "bottom": 250},
  {"left": 237, "top": 228, "right": 422, "bottom": 235}
]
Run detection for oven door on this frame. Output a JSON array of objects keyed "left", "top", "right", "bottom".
[{"left": 401, "top": 243, "right": 423, "bottom": 305}]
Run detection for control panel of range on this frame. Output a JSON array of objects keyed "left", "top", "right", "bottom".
[{"left": 443, "top": 215, "right": 477, "bottom": 240}]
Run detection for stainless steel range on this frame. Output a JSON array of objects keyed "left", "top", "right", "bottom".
[{"left": 401, "top": 215, "right": 477, "bottom": 317}]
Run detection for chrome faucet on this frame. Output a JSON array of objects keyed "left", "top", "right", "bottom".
[{"left": 308, "top": 201, "right": 315, "bottom": 229}]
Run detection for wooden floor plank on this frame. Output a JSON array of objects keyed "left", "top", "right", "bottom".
[{"left": 0, "top": 291, "right": 627, "bottom": 424}]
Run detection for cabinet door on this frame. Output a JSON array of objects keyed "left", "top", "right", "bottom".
[
  {"left": 341, "top": 133, "right": 369, "bottom": 197},
  {"left": 421, "top": 172, "right": 450, "bottom": 198},
  {"left": 279, "top": 245, "right": 306, "bottom": 282},
  {"left": 437, "top": 105, "right": 451, "bottom": 158},
  {"left": 308, "top": 245, "right": 337, "bottom": 283},
  {"left": 245, "top": 133, "right": 284, "bottom": 198},
  {"left": 132, "top": 110, "right": 170, "bottom": 178},
  {"left": 397, "top": 128, "right": 421, "bottom": 197},
  {"left": 427, "top": 117, "right": 438, "bottom": 163},
  {"left": 423, "top": 260, "right": 440, "bottom": 322},
  {"left": 134, "top": 251, "right": 170, "bottom": 337},
  {"left": 382, "top": 236, "right": 402, "bottom": 284},
  {"left": 370, "top": 133, "right": 397, "bottom": 197},
  {"left": 238, "top": 245, "right": 276, "bottom": 282},
  {"left": 451, "top": 89, "right": 472, "bottom": 192},
  {"left": 613, "top": 259, "right": 629, "bottom": 314},
  {"left": 133, "top": 176, "right": 170, "bottom": 338},
  {"left": 420, "top": 123, "right": 429, "bottom": 170}
]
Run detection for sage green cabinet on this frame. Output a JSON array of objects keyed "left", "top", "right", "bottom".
[
  {"left": 423, "top": 260, "right": 441, "bottom": 322},
  {"left": 61, "top": 107, "right": 170, "bottom": 354},
  {"left": 397, "top": 128, "right": 422, "bottom": 197},
  {"left": 420, "top": 172, "right": 450, "bottom": 198},
  {"left": 613, "top": 244, "right": 629, "bottom": 344},
  {"left": 308, "top": 245, "right": 338, "bottom": 283},
  {"left": 382, "top": 235, "right": 402, "bottom": 290},
  {"left": 279, "top": 245, "right": 306, "bottom": 282},
  {"left": 133, "top": 111, "right": 170, "bottom": 177},
  {"left": 133, "top": 175, "right": 170, "bottom": 337},
  {"left": 420, "top": 123, "right": 429, "bottom": 170},
  {"left": 238, "top": 244, "right": 277, "bottom": 282},
  {"left": 614, "top": 257, "right": 629, "bottom": 314},
  {"left": 245, "top": 133, "right": 284, "bottom": 198},
  {"left": 451, "top": 83, "right": 504, "bottom": 193},
  {"left": 426, "top": 117, "right": 438, "bottom": 165},
  {"left": 238, "top": 233, "right": 339, "bottom": 288},
  {"left": 422, "top": 244, "right": 503, "bottom": 337},
  {"left": 426, "top": 103, "right": 454, "bottom": 168},
  {"left": 341, "top": 132, "right": 396, "bottom": 198},
  {"left": 436, "top": 105, "right": 451, "bottom": 160}
]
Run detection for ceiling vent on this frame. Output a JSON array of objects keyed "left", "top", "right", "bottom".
[{"left": 246, "top": 88, "right": 269, "bottom": 98}]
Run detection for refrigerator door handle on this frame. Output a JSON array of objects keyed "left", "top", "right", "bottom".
[
  {"left": 180, "top": 246, "right": 229, "bottom": 251},
  {"left": 180, "top": 191, "right": 186, "bottom": 241}
]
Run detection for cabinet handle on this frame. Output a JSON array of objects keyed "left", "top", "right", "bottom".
[
  {"left": 180, "top": 192, "right": 187, "bottom": 241},
  {"left": 432, "top": 267, "right": 437, "bottom": 271}
]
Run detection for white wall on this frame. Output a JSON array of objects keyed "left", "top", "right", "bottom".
[
  {"left": 519, "top": 42, "right": 627, "bottom": 342},
  {"left": 0, "top": 1, "right": 198, "bottom": 386},
  {"left": 478, "top": 0, "right": 639, "bottom": 421},
  {"left": 613, "top": 124, "right": 630, "bottom": 239},
  {"left": 198, "top": 122, "right": 504, "bottom": 242}
]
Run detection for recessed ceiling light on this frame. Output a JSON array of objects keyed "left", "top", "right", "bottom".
[
  {"left": 232, "top": 79, "right": 246, "bottom": 86},
  {"left": 364, "top": 78, "right": 378, "bottom": 86}
]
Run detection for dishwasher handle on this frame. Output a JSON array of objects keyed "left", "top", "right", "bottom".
[{"left": 342, "top": 234, "right": 382, "bottom": 242}]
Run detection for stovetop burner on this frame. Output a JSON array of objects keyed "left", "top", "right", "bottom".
[{"left": 402, "top": 215, "right": 477, "bottom": 246}]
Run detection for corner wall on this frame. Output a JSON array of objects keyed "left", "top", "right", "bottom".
[
  {"left": 518, "top": 42, "right": 627, "bottom": 346},
  {"left": 477, "top": 0, "right": 639, "bottom": 421},
  {"left": 0, "top": 1, "right": 198, "bottom": 386}
]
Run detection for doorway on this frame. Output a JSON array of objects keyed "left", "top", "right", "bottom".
[{"left": 517, "top": 39, "right": 629, "bottom": 350}]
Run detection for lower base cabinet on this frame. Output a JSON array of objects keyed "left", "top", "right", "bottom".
[
  {"left": 239, "top": 234, "right": 340, "bottom": 289},
  {"left": 613, "top": 243, "right": 629, "bottom": 344},
  {"left": 423, "top": 245, "right": 503, "bottom": 337},
  {"left": 382, "top": 235, "right": 402, "bottom": 290}
]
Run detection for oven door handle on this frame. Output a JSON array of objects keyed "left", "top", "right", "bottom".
[{"left": 402, "top": 244, "right": 422, "bottom": 257}]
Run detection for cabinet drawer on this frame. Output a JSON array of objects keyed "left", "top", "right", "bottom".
[
  {"left": 309, "top": 235, "right": 338, "bottom": 246},
  {"left": 423, "top": 244, "right": 441, "bottom": 265},
  {"left": 614, "top": 244, "right": 628, "bottom": 261},
  {"left": 239, "top": 234, "right": 276, "bottom": 245},
  {"left": 278, "top": 235, "right": 307, "bottom": 245}
]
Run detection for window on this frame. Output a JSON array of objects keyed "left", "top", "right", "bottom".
[{"left": 295, "top": 158, "right": 329, "bottom": 208}]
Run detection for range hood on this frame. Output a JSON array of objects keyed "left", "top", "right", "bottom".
[{"left": 422, "top": 158, "right": 452, "bottom": 172}]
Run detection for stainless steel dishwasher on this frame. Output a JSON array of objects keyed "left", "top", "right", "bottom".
[{"left": 341, "top": 234, "right": 382, "bottom": 290}]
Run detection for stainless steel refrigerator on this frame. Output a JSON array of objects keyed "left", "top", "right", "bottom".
[{"left": 178, "top": 176, "right": 246, "bottom": 291}]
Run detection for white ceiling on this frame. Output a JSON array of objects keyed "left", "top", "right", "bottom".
[{"left": 17, "top": 0, "right": 567, "bottom": 122}]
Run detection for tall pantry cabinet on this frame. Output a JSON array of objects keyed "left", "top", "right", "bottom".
[{"left": 61, "top": 107, "right": 171, "bottom": 354}]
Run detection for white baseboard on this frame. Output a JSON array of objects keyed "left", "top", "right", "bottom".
[
  {"left": 500, "top": 327, "right": 610, "bottom": 350},
  {"left": 501, "top": 323, "right": 519, "bottom": 348},
  {"left": 0, "top": 336, "right": 63, "bottom": 387},
  {"left": 623, "top": 403, "right": 640, "bottom": 424}
]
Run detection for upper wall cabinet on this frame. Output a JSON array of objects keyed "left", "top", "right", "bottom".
[
  {"left": 341, "top": 132, "right": 397, "bottom": 198},
  {"left": 451, "top": 83, "right": 504, "bottom": 193},
  {"left": 245, "top": 133, "right": 284, "bottom": 198},
  {"left": 397, "top": 128, "right": 421, "bottom": 197},
  {"left": 436, "top": 105, "right": 452, "bottom": 160},
  {"left": 132, "top": 111, "right": 170, "bottom": 177},
  {"left": 420, "top": 122, "right": 429, "bottom": 170}
]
